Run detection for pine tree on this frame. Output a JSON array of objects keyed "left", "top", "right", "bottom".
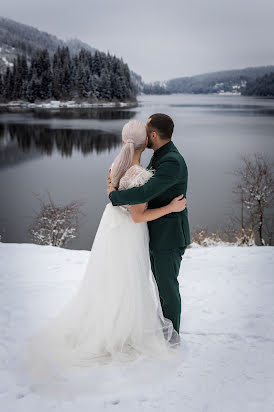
[
  {"left": 21, "top": 55, "right": 29, "bottom": 100},
  {"left": 39, "top": 50, "right": 52, "bottom": 99},
  {"left": 3, "top": 67, "right": 14, "bottom": 100},
  {"left": 0, "top": 73, "right": 4, "bottom": 99},
  {"left": 99, "top": 68, "right": 112, "bottom": 100},
  {"left": 1, "top": 45, "right": 136, "bottom": 103}
]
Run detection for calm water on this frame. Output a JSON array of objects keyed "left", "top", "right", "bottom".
[{"left": 0, "top": 94, "right": 274, "bottom": 250}]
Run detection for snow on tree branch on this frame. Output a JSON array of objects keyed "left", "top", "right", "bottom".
[
  {"left": 232, "top": 152, "right": 274, "bottom": 246},
  {"left": 28, "top": 190, "right": 86, "bottom": 247}
]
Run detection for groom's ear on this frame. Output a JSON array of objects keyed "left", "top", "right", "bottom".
[{"left": 145, "top": 136, "right": 149, "bottom": 146}]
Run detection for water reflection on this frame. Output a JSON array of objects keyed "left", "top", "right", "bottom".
[
  {"left": 0, "top": 123, "right": 4, "bottom": 139},
  {"left": 0, "top": 107, "right": 137, "bottom": 120},
  {"left": 0, "top": 124, "right": 125, "bottom": 168}
]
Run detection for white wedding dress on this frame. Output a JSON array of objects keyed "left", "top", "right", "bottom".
[{"left": 14, "top": 164, "right": 187, "bottom": 399}]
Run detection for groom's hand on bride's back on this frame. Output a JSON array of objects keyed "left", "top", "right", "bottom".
[{"left": 168, "top": 194, "right": 187, "bottom": 213}]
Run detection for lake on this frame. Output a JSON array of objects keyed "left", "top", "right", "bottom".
[{"left": 0, "top": 94, "right": 274, "bottom": 250}]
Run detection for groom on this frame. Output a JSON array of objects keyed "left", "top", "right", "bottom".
[{"left": 107, "top": 113, "right": 190, "bottom": 334}]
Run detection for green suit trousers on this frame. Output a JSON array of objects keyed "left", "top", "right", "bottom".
[{"left": 149, "top": 246, "right": 187, "bottom": 334}]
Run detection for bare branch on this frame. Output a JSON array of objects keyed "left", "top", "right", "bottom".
[{"left": 28, "top": 191, "right": 86, "bottom": 247}]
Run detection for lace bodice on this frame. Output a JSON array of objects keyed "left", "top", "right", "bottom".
[
  {"left": 119, "top": 165, "right": 154, "bottom": 190},
  {"left": 110, "top": 164, "right": 154, "bottom": 212}
]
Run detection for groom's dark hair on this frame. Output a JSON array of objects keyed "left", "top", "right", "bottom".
[{"left": 147, "top": 113, "right": 174, "bottom": 140}]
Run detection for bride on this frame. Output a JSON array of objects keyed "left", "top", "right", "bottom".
[{"left": 15, "top": 119, "right": 187, "bottom": 398}]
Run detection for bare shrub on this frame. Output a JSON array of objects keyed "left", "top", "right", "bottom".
[
  {"left": 28, "top": 190, "right": 86, "bottom": 247},
  {"left": 232, "top": 152, "right": 274, "bottom": 245},
  {"left": 191, "top": 225, "right": 232, "bottom": 246},
  {"left": 234, "top": 225, "right": 256, "bottom": 246}
]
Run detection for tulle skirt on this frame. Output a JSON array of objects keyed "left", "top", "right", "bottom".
[{"left": 13, "top": 202, "right": 188, "bottom": 399}]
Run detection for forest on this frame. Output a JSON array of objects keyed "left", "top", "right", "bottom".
[
  {"left": 143, "top": 66, "right": 274, "bottom": 96},
  {"left": 0, "top": 46, "right": 137, "bottom": 103},
  {"left": 242, "top": 72, "right": 274, "bottom": 97}
]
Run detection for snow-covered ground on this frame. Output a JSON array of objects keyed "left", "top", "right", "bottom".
[
  {"left": 0, "top": 242, "right": 274, "bottom": 411},
  {"left": 218, "top": 91, "right": 241, "bottom": 96},
  {"left": 0, "top": 100, "right": 136, "bottom": 109}
]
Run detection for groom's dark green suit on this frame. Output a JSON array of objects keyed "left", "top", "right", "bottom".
[{"left": 109, "top": 140, "right": 191, "bottom": 333}]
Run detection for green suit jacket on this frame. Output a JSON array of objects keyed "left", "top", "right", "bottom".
[{"left": 109, "top": 140, "right": 191, "bottom": 251}]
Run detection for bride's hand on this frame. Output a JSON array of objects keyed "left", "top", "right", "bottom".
[
  {"left": 106, "top": 168, "right": 111, "bottom": 186},
  {"left": 107, "top": 182, "right": 116, "bottom": 196},
  {"left": 168, "top": 195, "right": 187, "bottom": 213}
]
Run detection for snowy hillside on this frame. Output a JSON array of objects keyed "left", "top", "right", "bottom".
[
  {"left": 0, "top": 16, "right": 142, "bottom": 92},
  {"left": 0, "top": 16, "right": 96, "bottom": 73},
  {"left": 0, "top": 242, "right": 274, "bottom": 411}
]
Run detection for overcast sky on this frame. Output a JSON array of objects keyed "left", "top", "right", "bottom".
[{"left": 1, "top": 0, "right": 274, "bottom": 82}]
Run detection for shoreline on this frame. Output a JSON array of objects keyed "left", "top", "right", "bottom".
[
  {"left": 1, "top": 94, "right": 273, "bottom": 110},
  {"left": 0, "top": 99, "right": 138, "bottom": 109}
]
